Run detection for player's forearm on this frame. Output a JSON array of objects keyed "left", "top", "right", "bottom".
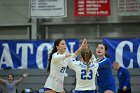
[
  {"left": 0, "top": 77, "right": 6, "bottom": 83},
  {"left": 74, "top": 46, "right": 82, "bottom": 56},
  {"left": 124, "top": 70, "right": 130, "bottom": 87},
  {"left": 15, "top": 76, "right": 25, "bottom": 83},
  {"left": 124, "top": 78, "right": 130, "bottom": 87},
  {"left": 74, "top": 38, "right": 88, "bottom": 56}
]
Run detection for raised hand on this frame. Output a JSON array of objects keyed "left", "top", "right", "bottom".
[
  {"left": 22, "top": 73, "right": 28, "bottom": 78},
  {"left": 81, "top": 38, "right": 88, "bottom": 49}
]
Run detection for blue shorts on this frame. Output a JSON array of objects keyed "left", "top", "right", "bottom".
[
  {"left": 44, "top": 87, "right": 51, "bottom": 91},
  {"left": 74, "top": 90, "right": 96, "bottom": 93},
  {"left": 98, "top": 83, "right": 116, "bottom": 93},
  {"left": 44, "top": 88, "right": 62, "bottom": 93}
]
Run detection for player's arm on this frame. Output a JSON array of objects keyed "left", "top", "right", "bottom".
[
  {"left": 123, "top": 69, "right": 130, "bottom": 90},
  {"left": 14, "top": 73, "right": 28, "bottom": 85},
  {"left": 64, "top": 57, "right": 76, "bottom": 70},
  {"left": 52, "top": 53, "right": 71, "bottom": 62},
  {"left": 0, "top": 77, "right": 7, "bottom": 84},
  {"left": 74, "top": 38, "right": 88, "bottom": 56}
]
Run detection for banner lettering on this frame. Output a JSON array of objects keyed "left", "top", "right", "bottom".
[
  {"left": 103, "top": 38, "right": 140, "bottom": 68},
  {"left": 0, "top": 40, "right": 79, "bottom": 69}
]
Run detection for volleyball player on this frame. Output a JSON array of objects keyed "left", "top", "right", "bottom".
[
  {"left": 96, "top": 43, "right": 116, "bottom": 93},
  {"left": 44, "top": 38, "right": 88, "bottom": 93},
  {"left": 65, "top": 48, "right": 98, "bottom": 93}
]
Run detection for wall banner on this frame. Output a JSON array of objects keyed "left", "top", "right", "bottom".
[
  {"left": 75, "top": 0, "right": 110, "bottom": 16},
  {"left": 118, "top": 0, "right": 140, "bottom": 16},
  {"left": 103, "top": 38, "right": 140, "bottom": 68},
  {"left": 30, "top": 0, "right": 67, "bottom": 18},
  {"left": 0, "top": 39, "right": 79, "bottom": 69}
]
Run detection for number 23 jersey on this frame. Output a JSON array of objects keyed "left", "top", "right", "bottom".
[{"left": 67, "top": 58, "right": 99, "bottom": 91}]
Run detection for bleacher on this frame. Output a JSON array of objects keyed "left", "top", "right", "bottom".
[
  {"left": 0, "top": 69, "right": 76, "bottom": 93},
  {"left": 0, "top": 68, "right": 140, "bottom": 93}
]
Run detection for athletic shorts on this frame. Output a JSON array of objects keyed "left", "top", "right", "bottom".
[
  {"left": 74, "top": 90, "right": 96, "bottom": 93},
  {"left": 98, "top": 83, "right": 116, "bottom": 93},
  {"left": 44, "top": 88, "right": 63, "bottom": 93},
  {"left": 44, "top": 87, "right": 51, "bottom": 91}
]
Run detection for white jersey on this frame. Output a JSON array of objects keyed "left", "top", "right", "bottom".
[
  {"left": 66, "top": 57, "right": 98, "bottom": 91},
  {"left": 44, "top": 52, "right": 76, "bottom": 92}
]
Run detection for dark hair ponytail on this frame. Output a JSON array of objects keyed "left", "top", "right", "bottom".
[
  {"left": 81, "top": 48, "right": 92, "bottom": 62},
  {"left": 102, "top": 43, "right": 110, "bottom": 58},
  {"left": 47, "top": 38, "right": 64, "bottom": 72},
  {"left": 81, "top": 48, "right": 92, "bottom": 72}
]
